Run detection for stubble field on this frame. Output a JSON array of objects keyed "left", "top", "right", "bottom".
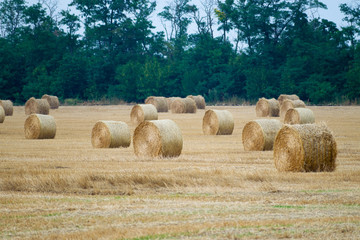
[{"left": 0, "top": 105, "right": 360, "bottom": 239}]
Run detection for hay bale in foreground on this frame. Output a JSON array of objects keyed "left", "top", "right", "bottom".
[
  {"left": 41, "top": 94, "right": 60, "bottom": 109},
  {"left": 0, "top": 106, "right": 5, "bottom": 123},
  {"left": 145, "top": 96, "right": 168, "bottom": 112},
  {"left": 130, "top": 104, "right": 158, "bottom": 125},
  {"left": 280, "top": 99, "right": 306, "bottom": 118},
  {"left": 284, "top": 108, "right": 315, "bottom": 125},
  {"left": 274, "top": 124, "right": 337, "bottom": 172},
  {"left": 171, "top": 98, "right": 197, "bottom": 114},
  {"left": 242, "top": 119, "right": 283, "bottom": 151},
  {"left": 255, "top": 98, "right": 280, "bottom": 117},
  {"left": 91, "top": 121, "right": 131, "bottom": 148},
  {"left": 25, "top": 97, "right": 50, "bottom": 115},
  {"left": 0, "top": 100, "right": 13, "bottom": 116},
  {"left": 187, "top": 95, "right": 206, "bottom": 109},
  {"left": 203, "top": 109, "right": 234, "bottom": 135},
  {"left": 24, "top": 114, "right": 56, "bottom": 139},
  {"left": 133, "top": 119, "right": 183, "bottom": 158},
  {"left": 278, "top": 94, "right": 300, "bottom": 105}
]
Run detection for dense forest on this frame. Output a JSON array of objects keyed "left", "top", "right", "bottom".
[{"left": 1, "top": 0, "right": 360, "bottom": 105}]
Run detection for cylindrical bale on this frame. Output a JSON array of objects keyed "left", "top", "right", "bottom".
[
  {"left": 41, "top": 94, "right": 60, "bottom": 109},
  {"left": 25, "top": 97, "right": 50, "bottom": 115},
  {"left": 277, "top": 94, "right": 300, "bottom": 105},
  {"left": 0, "top": 100, "right": 14, "bottom": 116},
  {"left": 24, "top": 114, "right": 56, "bottom": 139},
  {"left": 166, "top": 97, "right": 181, "bottom": 109},
  {"left": 0, "top": 106, "right": 5, "bottom": 123},
  {"left": 133, "top": 119, "right": 183, "bottom": 158},
  {"left": 255, "top": 98, "right": 280, "bottom": 117},
  {"left": 202, "top": 109, "right": 234, "bottom": 135},
  {"left": 130, "top": 104, "right": 158, "bottom": 125},
  {"left": 145, "top": 96, "right": 168, "bottom": 112},
  {"left": 91, "top": 121, "right": 131, "bottom": 148},
  {"left": 171, "top": 98, "right": 197, "bottom": 114},
  {"left": 280, "top": 99, "right": 306, "bottom": 118},
  {"left": 187, "top": 95, "right": 206, "bottom": 109},
  {"left": 284, "top": 108, "right": 315, "bottom": 125},
  {"left": 274, "top": 124, "right": 337, "bottom": 172},
  {"left": 242, "top": 119, "right": 283, "bottom": 151}
]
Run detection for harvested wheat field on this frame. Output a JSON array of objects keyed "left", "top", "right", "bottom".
[{"left": 1, "top": 105, "right": 360, "bottom": 239}]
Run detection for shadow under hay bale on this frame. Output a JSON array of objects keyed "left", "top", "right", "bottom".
[
  {"left": 42, "top": 94, "right": 60, "bottom": 109},
  {"left": 171, "top": 98, "right": 197, "bottom": 114},
  {"left": 91, "top": 121, "right": 131, "bottom": 148},
  {"left": 24, "top": 114, "right": 56, "bottom": 139},
  {"left": 0, "top": 100, "right": 13, "bottom": 116},
  {"left": 187, "top": 95, "right": 206, "bottom": 109},
  {"left": 203, "top": 109, "right": 234, "bottom": 135},
  {"left": 280, "top": 99, "right": 306, "bottom": 118},
  {"left": 0, "top": 106, "right": 5, "bottom": 123},
  {"left": 284, "top": 108, "right": 315, "bottom": 125},
  {"left": 242, "top": 119, "right": 283, "bottom": 151},
  {"left": 130, "top": 104, "right": 158, "bottom": 126},
  {"left": 277, "top": 94, "right": 300, "bottom": 105},
  {"left": 25, "top": 97, "right": 50, "bottom": 115},
  {"left": 274, "top": 124, "right": 337, "bottom": 172},
  {"left": 255, "top": 98, "right": 280, "bottom": 117},
  {"left": 145, "top": 96, "right": 168, "bottom": 112}
]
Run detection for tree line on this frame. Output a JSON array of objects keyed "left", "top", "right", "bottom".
[{"left": 1, "top": 0, "right": 360, "bottom": 105}]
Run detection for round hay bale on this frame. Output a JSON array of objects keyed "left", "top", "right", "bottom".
[
  {"left": 255, "top": 98, "right": 280, "bottom": 117},
  {"left": 0, "top": 100, "right": 13, "bottom": 116},
  {"left": 0, "top": 106, "right": 5, "bottom": 123},
  {"left": 133, "top": 119, "right": 183, "bottom": 158},
  {"left": 242, "top": 119, "right": 283, "bottom": 151},
  {"left": 274, "top": 124, "right": 337, "bottom": 172},
  {"left": 25, "top": 97, "right": 50, "bottom": 115},
  {"left": 91, "top": 121, "right": 131, "bottom": 148},
  {"left": 280, "top": 99, "right": 306, "bottom": 118},
  {"left": 171, "top": 98, "right": 197, "bottom": 114},
  {"left": 41, "top": 94, "right": 60, "bottom": 109},
  {"left": 284, "top": 108, "right": 315, "bottom": 125},
  {"left": 166, "top": 97, "right": 181, "bottom": 109},
  {"left": 202, "top": 109, "right": 234, "bottom": 135},
  {"left": 187, "top": 95, "right": 206, "bottom": 109},
  {"left": 145, "top": 96, "right": 168, "bottom": 112},
  {"left": 130, "top": 104, "right": 158, "bottom": 125},
  {"left": 24, "top": 114, "right": 56, "bottom": 139},
  {"left": 278, "top": 94, "right": 300, "bottom": 105}
]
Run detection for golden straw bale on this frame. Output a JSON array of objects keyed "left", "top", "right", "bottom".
[
  {"left": 187, "top": 95, "right": 206, "bottom": 109},
  {"left": 171, "top": 98, "right": 197, "bottom": 114},
  {"left": 91, "top": 121, "right": 131, "bottom": 148},
  {"left": 274, "top": 124, "right": 337, "bottom": 172},
  {"left": 24, "top": 114, "right": 56, "bottom": 139},
  {"left": 280, "top": 99, "right": 306, "bottom": 118},
  {"left": 41, "top": 94, "right": 60, "bottom": 109},
  {"left": 277, "top": 94, "right": 300, "bottom": 105},
  {"left": 130, "top": 104, "right": 158, "bottom": 125},
  {"left": 166, "top": 97, "right": 181, "bottom": 109},
  {"left": 0, "top": 100, "right": 13, "bottom": 116},
  {"left": 25, "top": 97, "right": 50, "bottom": 115},
  {"left": 0, "top": 106, "right": 5, "bottom": 123},
  {"left": 145, "top": 96, "right": 168, "bottom": 112},
  {"left": 255, "top": 98, "right": 280, "bottom": 117},
  {"left": 133, "top": 119, "right": 183, "bottom": 158},
  {"left": 202, "top": 109, "right": 234, "bottom": 135},
  {"left": 284, "top": 108, "right": 315, "bottom": 125},
  {"left": 242, "top": 119, "right": 283, "bottom": 151}
]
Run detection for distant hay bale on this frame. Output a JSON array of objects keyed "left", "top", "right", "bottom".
[
  {"left": 255, "top": 98, "right": 280, "bottom": 117},
  {"left": 284, "top": 108, "right": 315, "bottom": 125},
  {"left": 280, "top": 99, "right": 306, "bottom": 118},
  {"left": 130, "top": 104, "right": 158, "bottom": 125},
  {"left": 91, "top": 121, "right": 131, "bottom": 148},
  {"left": 24, "top": 114, "right": 56, "bottom": 139},
  {"left": 278, "top": 94, "right": 300, "bottom": 105},
  {"left": 0, "top": 100, "right": 13, "bottom": 116},
  {"left": 166, "top": 97, "right": 180, "bottom": 109},
  {"left": 25, "top": 97, "right": 50, "bottom": 115},
  {"left": 171, "top": 98, "right": 197, "bottom": 114},
  {"left": 274, "top": 124, "right": 337, "bottom": 172},
  {"left": 133, "top": 119, "right": 183, "bottom": 158},
  {"left": 0, "top": 106, "right": 5, "bottom": 123},
  {"left": 187, "top": 95, "right": 206, "bottom": 109},
  {"left": 203, "top": 109, "right": 234, "bottom": 135},
  {"left": 242, "top": 119, "right": 283, "bottom": 151},
  {"left": 145, "top": 96, "right": 168, "bottom": 112},
  {"left": 41, "top": 94, "right": 60, "bottom": 109}
]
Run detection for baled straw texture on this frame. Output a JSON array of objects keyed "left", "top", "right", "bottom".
[
  {"left": 145, "top": 96, "right": 168, "bottom": 112},
  {"left": 133, "top": 119, "right": 183, "bottom": 158},
  {"left": 255, "top": 98, "right": 280, "bottom": 117},
  {"left": 130, "top": 104, "right": 158, "bottom": 125},
  {"left": 274, "top": 124, "right": 337, "bottom": 172},
  {"left": 242, "top": 119, "right": 283, "bottom": 151},
  {"left": 91, "top": 121, "right": 131, "bottom": 148},
  {"left": 0, "top": 106, "right": 5, "bottom": 123},
  {"left": 41, "top": 94, "right": 60, "bottom": 109},
  {"left": 25, "top": 97, "right": 50, "bottom": 115},
  {"left": 166, "top": 97, "right": 181, "bottom": 109},
  {"left": 187, "top": 95, "right": 206, "bottom": 109},
  {"left": 280, "top": 99, "right": 306, "bottom": 118},
  {"left": 0, "top": 100, "right": 13, "bottom": 116},
  {"left": 202, "top": 109, "right": 234, "bottom": 135},
  {"left": 278, "top": 94, "right": 300, "bottom": 105},
  {"left": 284, "top": 108, "right": 315, "bottom": 125},
  {"left": 171, "top": 98, "right": 197, "bottom": 114},
  {"left": 24, "top": 114, "right": 56, "bottom": 139}
]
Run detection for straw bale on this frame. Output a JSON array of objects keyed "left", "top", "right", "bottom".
[
  {"left": 274, "top": 124, "right": 337, "bottom": 172},
  {"left": 145, "top": 96, "right": 168, "bottom": 112},
  {"left": 255, "top": 98, "right": 280, "bottom": 117},
  {"left": 133, "top": 119, "right": 183, "bottom": 158},
  {"left": 280, "top": 99, "right": 306, "bottom": 118},
  {"left": 25, "top": 97, "right": 50, "bottom": 115},
  {"left": 202, "top": 109, "right": 234, "bottom": 135},
  {"left": 242, "top": 119, "right": 283, "bottom": 151},
  {"left": 278, "top": 94, "right": 300, "bottom": 105},
  {"left": 0, "top": 100, "right": 13, "bottom": 116},
  {"left": 91, "top": 121, "right": 131, "bottom": 148},
  {"left": 24, "top": 114, "right": 56, "bottom": 139},
  {"left": 41, "top": 94, "right": 60, "bottom": 109},
  {"left": 130, "top": 104, "right": 158, "bottom": 125},
  {"left": 187, "top": 95, "right": 206, "bottom": 109},
  {"left": 284, "top": 108, "right": 315, "bottom": 125},
  {"left": 0, "top": 106, "right": 5, "bottom": 123},
  {"left": 171, "top": 98, "right": 197, "bottom": 114}
]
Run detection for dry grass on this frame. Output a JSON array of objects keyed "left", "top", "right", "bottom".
[{"left": 1, "top": 105, "right": 360, "bottom": 239}]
